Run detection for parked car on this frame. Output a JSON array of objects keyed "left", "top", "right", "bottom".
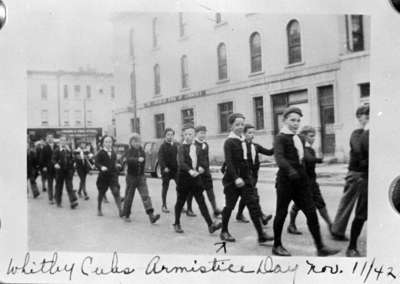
[{"left": 113, "top": 143, "right": 129, "bottom": 175}]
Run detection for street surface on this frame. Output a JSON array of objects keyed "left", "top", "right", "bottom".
[{"left": 28, "top": 168, "right": 366, "bottom": 257}]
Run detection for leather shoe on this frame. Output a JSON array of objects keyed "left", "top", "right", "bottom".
[
  {"left": 70, "top": 201, "right": 78, "bottom": 209},
  {"left": 317, "top": 246, "right": 340, "bottom": 256},
  {"left": 331, "top": 232, "right": 349, "bottom": 241},
  {"left": 149, "top": 213, "right": 161, "bottom": 224},
  {"left": 346, "top": 248, "right": 361, "bottom": 257},
  {"left": 162, "top": 205, "right": 170, "bottom": 213},
  {"left": 186, "top": 210, "right": 197, "bottom": 217},
  {"left": 236, "top": 214, "right": 250, "bottom": 223},
  {"left": 258, "top": 231, "right": 274, "bottom": 244},
  {"left": 287, "top": 224, "right": 302, "bottom": 235},
  {"left": 220, "top": 231, "right": 236, "bottom": 242},
  {"left": 272, "top": 245, "right": 291, "bottom": 256},
  {"left": 208, "top": 221, "right": 222, "bottom": 234},
  {"left": 262, "top": 214, "right": 273, "bottom": 226},
  {"left": 173, "top": 224, "right": 184, "bottom": 233}
]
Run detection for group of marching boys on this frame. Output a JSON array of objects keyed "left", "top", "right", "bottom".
[{"left": 27, "top": 104, "right": 369, "bottom": 257}]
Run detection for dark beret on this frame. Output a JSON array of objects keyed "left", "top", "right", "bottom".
[
  {"left": 195, "top": 125, "right": 207, "bottom": 133},
  {"left": 283, "top": 106, "right": 303, "bottom": 119}
]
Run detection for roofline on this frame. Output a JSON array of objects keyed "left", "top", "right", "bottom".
[{"left": 27, "top": 70, "right": 114, "bottom": 78}]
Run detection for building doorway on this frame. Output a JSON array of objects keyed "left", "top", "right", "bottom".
[{"left": 318, "top": 85, "right": 335, "bottom": 155}]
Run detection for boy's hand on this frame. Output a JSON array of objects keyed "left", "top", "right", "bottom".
[
  {"left": 138, "top": 157, "right": 144, "bottom": 162},
  {"left": 101, "top": 166, "right": 108, "bottom": 172},
  {"left": 189, "top": 170, "right": 199, "bottom": 177},
  {"left": 54, "top": 163, "right": 60, "bottom": 170},
  {"left": 42, "top": 167, "right": 47, "bottom": 172},
  {"left": 198, "top": 166, "right": 205, "bottom": 174},
  {"left": 164, "top": 167, "right": 170, "bottom": 173},
  {"left": 235, "top": 178, "right": 245, "bottom": 188}
]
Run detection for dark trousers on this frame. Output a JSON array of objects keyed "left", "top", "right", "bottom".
[
  {"left": 55, "top": 169, "right": 78, "bottom": 205},
  {"left": 187, "top": 173, "right": 218, "bottom": 213},
  {"left": 221, "top": 182, "right": 264, "bottom": 237},
  {"left": 42, "top": 170, "right": 55, "bottom": 201},
  {"left": 96, "top": 174, "right": 121, "bottom": 212},
  {"left": 161, "top": 171, "right": 177, "bottom": 206},
  {"left": 273, "top": 170, "right": 323, "bottom": 249},
  {"left": 40, "top": 169, "right": 47, "bottom": 191},
  {"left": 291, "top": 180, "right": 326, "bottom": 213},
  {"left": 27, "top": 169, "right": 39, "bottom": 197},
  {"left": 122, "top": 175, "right": 154, "bottom": 218},
  {"left": 236, "top": 175, "right": 265, "bottom": 217},
  {"left": 331, "top": 171, "right": 365, "bottom": 237},
  {"left": 174, "top": 174, "right": 213, "bottom": 226},
  {"left": 77, "top": 168, "right": 88, "bottom": 197}
]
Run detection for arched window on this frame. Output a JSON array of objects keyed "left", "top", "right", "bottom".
[
  {"left": 287, "top": 20, "right": 302, "bottom": 64},
  {"left": 152, "top": 17, "right": 158, "bottom": 47},
  {"left": 217, "top": 43, "right": 227, "bottom": 80},
  {"left": 181, "top": 55, "right": 189, "bottom": 89},
  {"left": 154, "top": 64, "right": 160, "bottom": 95},
  {"left": 249, "top": 32, "right": 262, "bottom": 73}
]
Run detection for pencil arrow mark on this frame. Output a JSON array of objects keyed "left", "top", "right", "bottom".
[{"left": 214, "top": 241, "right": 227, "bottom": 254}]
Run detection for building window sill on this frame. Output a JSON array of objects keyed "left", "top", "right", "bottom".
[
  {"left": 285, "top": 61, "right": 305, "bottom": 69},
  {"left": 216, "top": 78, "right": 230, "bottom": 84},
  {"left": 152, "top": 46, "right": 160, "bottom": 52},
  {"left": 179, "top": 35, "right": 189, "bottom": 42},
  {"left": 245, "top": 13, "right": 257, "bottom": 17},
  {"left": 248, "top": 70, "right": 265, "bottom": 78},
  {"left": 214, "top": 21, "right": 228, "bottom": 28},
  {"left": 153, "top": 94, "right": 162, "bottom": 99},
  {"left": 339, "top": 50, "right": 369, "bottom": 61}
]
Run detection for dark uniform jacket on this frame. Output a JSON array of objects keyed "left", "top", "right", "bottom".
[
  {"left": 95, "top": 149, "right": 119, "bottom": 178},
  {"left": 274, "top": 133, "right": 306, "bottom": 178},
  {"left": 158, "top": 141, "right": 178, "bottom": 173},
  {"left": 52, "top": 147, "right": 75, "bottom": 171},
  {"left": 194, "top": 140, "right": 210, "bottom": 173},
  {"left": 27, "top": 147, "right": 39, "bottom": 178},
  {"left": 40, "top": 143, "right": 57, "bottom": 174},
  {"left": 303, "top": 145, "right": 323, "bottom": 180},
  {"left": 348, "top": 129, "right": 368, "bottom": 173},
  {"left": 73, "top": 148, "right": 92, "bottom": 173},
  {"left": 125, "top": 146, "right": 146, "bottom": 177}
]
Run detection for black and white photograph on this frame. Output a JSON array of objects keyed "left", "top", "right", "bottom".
[{"left": 25, "top": 11, "right": 369, "bottom": 257}]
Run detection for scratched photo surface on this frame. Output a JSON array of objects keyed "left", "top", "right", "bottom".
[{"left": 25, "top": 10, "right": 370, "bottom": 258}]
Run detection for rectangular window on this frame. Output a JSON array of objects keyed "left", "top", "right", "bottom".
[
  {"left": 86, "top": 110, "right": 93, "bottom": 126},
  {"left": 346, "top": 15, "right": 364, "bottom": 52},
  {"left": 181, "top": 108, "right": 194, "bottom": 126},
  {"left": 130, "top": 118, "right": 141, "bottom": 133},
  {"left": 74, "top": 85, "right": 81, "bottom": 99},
  {"left": 154, "top": 113, "right": 165, "bottom": 139},
  {"left": 63, "top": 110, "right": 69, "bottom": 126},
  {"left": 41, "top": 109, "right": 48, "bottom": 126},
  {"left": 179, "top": 12, "right": 186, "bottom": 37},
  {"left": 359, "top": 82, "right": 370, "bottom": 98},
  {"left": 86, "top": 85, "right": 91, "bottom": 99},
  {"left": 74, "top": 110, "right": 82, "bottom": 126},
  {"left": 111, "top": 86, "right": 115, "bottom": 99},
  {"left": 253, "top": 96, "right": 264, "bottom": 130},
  {"left": 63, "top": 85, "right": 68, "bottom": 99},
  {"left": 41, "top": 84, "right": 47, "bottom": 100},
  {"left": 218, "top": 102, "right": 233, "bottom": 133}
]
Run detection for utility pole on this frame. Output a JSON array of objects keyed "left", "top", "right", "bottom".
[
  {"left": 83, "top": 97, "right": 87, "bottom": 142},
  {"left": 56, "top": 72, "right": 61, "bottom": 127},
  {"left": 129, "top": 28, "right": 138, "bottom": 133}
]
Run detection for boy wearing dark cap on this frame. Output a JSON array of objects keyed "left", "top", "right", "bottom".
[
  {"left": 272, "top": 107, "right": 339, "bottom": 256},
  {"left": 191, "top": 125, "right": 222, "bottom": 218},
  {"left": 235, "top": 123, "right": 273, "bottom": 225},
  {"left": 220, "top": 113, "right": 273, "bottom": 245},
  {"left": 121, "top": 133, "right": 160, "bottom": 224},
  {"left": 158, "top": 128, "right": 179, "bottom": 213},
  {"left": 40, "top": 133, "right": 57, "bottom": 204},
  {"left": 287, "top": 125, "right": 332, "bottom": 235},
  {"left": 173, "top": 124, "right": 222, "bottom": 234}
]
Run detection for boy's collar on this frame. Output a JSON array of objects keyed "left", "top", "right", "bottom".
[
  {"left": 280, "top": 125, "right": 297, "bottom": 135},
  {"left": 228, "top": 131, "right": 244, "bottom": 141}
]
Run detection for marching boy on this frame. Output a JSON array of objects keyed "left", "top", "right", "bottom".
[
  {"left": 272, "top": 107, "right": 339, "bottom": 256},
  {"left": 158, "top": 128, "right": 179, "bottom": 213},
  {"left": 74, "top": 141, "right": 92, "bottom": 200},
  {"left": 287, "top": 125, "right": 332, "bottom": 235},
  {"left": 220, "top": 114, "right": 273, "bottom": 244},
  {"left": 173, "top": 124, "right": 222, "bottom": 234},
  {"left": 235, "top": 123, "right": 274, "bottom": 225},
  {"left": 40, "top": 133, "right": 57, "bottom": 204},
  {"left": 95, "top": 135, "right": 123, "bottom": 217},
  {"left": 52, "top": 135, "right": 79, "bottom": 209},
  {"left": 186, "top": 126, "right": 222, "bottom": 218},
  {"left": 121, "top": 133, "right": 161, "bottom": 224}
]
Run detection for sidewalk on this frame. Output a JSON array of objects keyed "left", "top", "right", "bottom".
[{"left": 210, "top": 163, "right": 348, "bottom": 187}]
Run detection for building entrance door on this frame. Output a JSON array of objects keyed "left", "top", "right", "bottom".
[{"left": 318, "top": 85, "right": 335, "bottom": 155}]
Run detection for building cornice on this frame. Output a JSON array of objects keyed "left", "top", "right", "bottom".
[{"left": 27, "top": 70, "right": 113, "bottom": 78}]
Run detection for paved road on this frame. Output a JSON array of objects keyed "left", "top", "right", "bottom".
[{"left": 28, "top": 172, "right": 366, "bottom": 257}]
